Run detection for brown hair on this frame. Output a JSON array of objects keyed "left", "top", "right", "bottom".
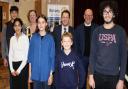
[
  {"left": 61, "top": 10, "right": 70, "bottom": 18},
  {"left": 27, "top": 10, "right": 37, "bottom": 22},
  {"left": 36, "top": 14, "right": 49, "bottom": 32}
]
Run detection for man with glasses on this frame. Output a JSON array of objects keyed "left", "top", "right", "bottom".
[
  {"left": 88, "top": 1, "right": 127, "bottom": 89},
  {"left": 75, "top": 8, "right": 98, "bottom": 89}
]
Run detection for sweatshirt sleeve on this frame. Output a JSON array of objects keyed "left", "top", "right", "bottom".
[
  {"left": 1, "top": 24, "right": 8, "bottom": 59},
  {"left": 17, "top": 36, "right": 29, "bottom": 74},
  {"left": 88, "top": 29, "right": 98, "bottom": 75},
  {"left": 9, "top": 37, "right": 15, "bottom": 73},
  {"left": 119, "top": 29, "right": 127, "bottom": 80}
]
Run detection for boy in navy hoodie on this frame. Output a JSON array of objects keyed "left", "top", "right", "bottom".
[{"left": 55, "top": 32, "right": 85, "bottom": 89}]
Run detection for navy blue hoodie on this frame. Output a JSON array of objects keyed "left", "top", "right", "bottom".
[{"left": 55, "top": 50, "right": 85, "bottom": 89}]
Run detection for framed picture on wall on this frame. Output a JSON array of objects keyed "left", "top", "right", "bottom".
[{"left": 47, "top": 4, "right": 69, "bottom": 32}]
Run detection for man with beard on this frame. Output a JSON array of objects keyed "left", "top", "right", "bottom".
[{"left": 88, "top": 1, "right": 127, "bottom": 89}]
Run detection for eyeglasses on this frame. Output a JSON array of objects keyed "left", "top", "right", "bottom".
[
  {"left": 85, "top": 15, "right": 93, "bottom": 17},
  {"left": 103, "top": 10, "right": 113, "bottom": 15}
]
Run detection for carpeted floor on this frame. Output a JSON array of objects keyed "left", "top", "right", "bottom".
[
  {"left": 0, "top": 59, "right": 127, "bottom": 89},
  {"left": 0, "top": 60, "right": 10, "bottom": 89}
]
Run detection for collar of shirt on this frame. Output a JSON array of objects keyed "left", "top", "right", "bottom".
[
  {"left": 62, "top": 25, "right": 69, "bottom": 35},
  {"left": 14, "top": 32, "right": 24, "bottom": 37},
  {"left": 84, "top": 22, "right": 91, "bottom": 26}
]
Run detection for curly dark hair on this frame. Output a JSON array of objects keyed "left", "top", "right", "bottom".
[
  {"left": 13, "top": 18, "right": 23, "bottom": 32},
  {"left": 100, "top": 0, "right": 119, "bottom": 17}
]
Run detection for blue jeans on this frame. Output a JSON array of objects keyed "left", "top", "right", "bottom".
[{"left": 34, "top": 81, "right": 50, "bottom": 89}]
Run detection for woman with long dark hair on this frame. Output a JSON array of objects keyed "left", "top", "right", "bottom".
[{"left": 9, "top": 18, "right": 29, "bottom": 89}]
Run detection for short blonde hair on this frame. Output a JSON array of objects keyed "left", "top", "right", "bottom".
[{"left": 61, "top": 32, "right": 73, "bottom": 41}]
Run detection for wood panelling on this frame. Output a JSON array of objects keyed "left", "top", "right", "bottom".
[
  {"left": 35, "top": 0, "right": 41, "bottom": 16},
  {"left": 0, "top": 1, "right": 9, "bottom": 58},
  {"left": 0, "top": 1, "right": 9, "bottom": 24}
]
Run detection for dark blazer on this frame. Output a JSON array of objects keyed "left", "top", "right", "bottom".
[
  {"left": 53, "top": 25, "right": 74, "bottom": 53},
  {"left": 75, "top": 23, "right": 98, "bottom": 57}
]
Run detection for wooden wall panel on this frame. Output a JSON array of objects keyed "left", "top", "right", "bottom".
[
  {"left": 35, "top": 0, "right": 41, "bottom": 16},
  {"left": 0, "top": 1, "right": 9, "bottom": 24},
  {"left": 0, "top": 1, "right": 9, "bottom": 57}
]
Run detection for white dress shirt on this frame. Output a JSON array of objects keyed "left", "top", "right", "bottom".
[
  {"left": 61, "top": 25, "right": 69, "bottom": 35},
  {"left": 9, "top": 33, "right": 29, "bottom": 74}
]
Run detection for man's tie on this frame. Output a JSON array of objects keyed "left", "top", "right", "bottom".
[{"left": 64, "top": 28, "right": 67, "bottom": 33}]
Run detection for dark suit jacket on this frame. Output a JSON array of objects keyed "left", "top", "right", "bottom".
[
  {"left": 75, "top": 23, "right": 98, "bottom": 57},
  {"left": 52, "top": 25, "right": 74, "bottom": 53}
]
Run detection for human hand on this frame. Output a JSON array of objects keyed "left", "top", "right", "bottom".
[
  {"left": 15, "top": 71, "right": 20, "bottom": 76},
  {"left": 48, "top": 75, "right": 53, "bottom": 85},
  {"left": 89, "top": 75, "right": 95, "bottom": 89},
  {"left": 116, "top": 80, "right": 124, "bottom": 89},
  {"left": 11, "top": 71, "right": 16, "bottom": 76},
  {"left": 3, "top": 58, "right": 8, "bottom": 67},
  {"left": 28, "top": 77, "right": 33, "bottom": 83}
]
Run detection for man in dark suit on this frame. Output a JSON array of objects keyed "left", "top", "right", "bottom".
[
  {"left": 75, "top": 8, "right": 98, "bottom": 89},
  {"left": 53, "top": 10, "right": 74, "bottom": 53}
]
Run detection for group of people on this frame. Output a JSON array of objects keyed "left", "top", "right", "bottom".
[{"left": 1, "top": 0, "right": 127, "bottom": 89}]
